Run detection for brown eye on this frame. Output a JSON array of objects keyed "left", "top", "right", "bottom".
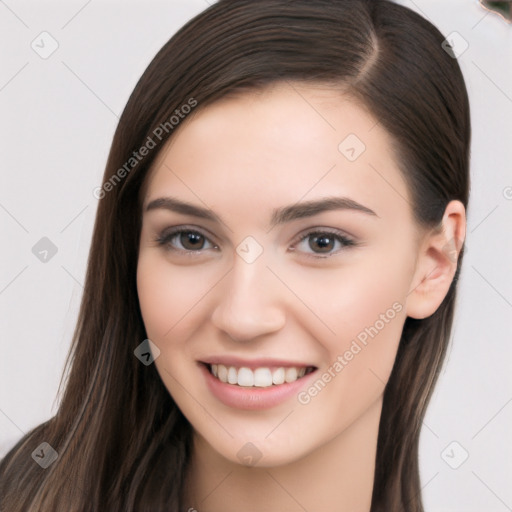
[
  {"left": 309, "top": 234, "right": 336, "bottom": 253},
  {"left": 155, "top": 228, "right": 216, "bottom": 253},
  {"left": 179, "top": 231, "right": 206, "bottom": 250},
  {"left": 292, "top": 229, "right": 356, "bottom": 257}
]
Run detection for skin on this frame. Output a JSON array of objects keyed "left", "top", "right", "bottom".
[{"left": 136, "top": 82, "right": 466, "bottom": 511}]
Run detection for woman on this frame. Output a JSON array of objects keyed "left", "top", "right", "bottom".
[{"left": 0, "top": 0, "right": 470, "bottom": 510}]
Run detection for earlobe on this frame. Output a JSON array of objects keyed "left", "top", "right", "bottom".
[{"left": 406, "top": 200, "right": 466, "bottom": 320}]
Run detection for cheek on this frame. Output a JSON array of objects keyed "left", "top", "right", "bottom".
[
  {"left": 286, "top": 254, "right": 410, "bottom": 403},
  {"left": 284, "top": 286, "right": 406, "bottom": 451},
  {"left": 136, "top": 254, "right": 207, "bottom": 403},
  {"left": 136, "top": 252, "right": 213, "bottom": 340},
  {"left": 283, "top": 254, "right": 409, "bottom": 339}
]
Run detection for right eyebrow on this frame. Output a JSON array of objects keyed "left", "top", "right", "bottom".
[{"left": 145, "top": 196, "right": 221, "bottom": 223}]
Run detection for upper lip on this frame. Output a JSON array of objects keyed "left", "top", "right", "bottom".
[{"left": 200, "top": 356, "right": 317, "bottom": 370}]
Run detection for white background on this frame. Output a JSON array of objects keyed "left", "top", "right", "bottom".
[{"left": 0, "top": 1, "right": 511, "bottom": 510}]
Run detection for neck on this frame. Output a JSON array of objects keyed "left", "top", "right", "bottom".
[{"left": 183, "top": 397, "right": 382, "bottom": 512}]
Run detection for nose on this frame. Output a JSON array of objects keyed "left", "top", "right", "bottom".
[{"left": 210, "top": 255, "right": 286, "bottom": 343}]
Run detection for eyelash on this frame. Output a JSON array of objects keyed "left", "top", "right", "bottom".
[{"left": 154, "top": 226, "right": 357, "bottom": 259}]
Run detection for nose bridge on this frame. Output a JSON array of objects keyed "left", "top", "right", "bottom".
[{"left": 211, "top": 249, "right": 285, "bottom": 341}]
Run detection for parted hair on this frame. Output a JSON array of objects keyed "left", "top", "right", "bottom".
[{"left": 0, "top": 1, "right": 470, "bottom": 510}]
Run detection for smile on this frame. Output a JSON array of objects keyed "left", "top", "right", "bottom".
[
  {"left": 199, "top": 359, "right": 319, "bottom": 410},
  {"left": 208, "top": 363, "right": 316, "bottom": 388}
]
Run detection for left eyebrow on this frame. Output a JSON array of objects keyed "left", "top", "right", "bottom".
[
  {"left": 143, "top": 195, "right": 379, "bottom": 227},
  {"left": 269, "top": 196, "right": 379, "bottom": 227}
]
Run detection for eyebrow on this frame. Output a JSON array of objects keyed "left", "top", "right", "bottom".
[{"left": 144, "top": 195, "right": 379, "bottom": 227}]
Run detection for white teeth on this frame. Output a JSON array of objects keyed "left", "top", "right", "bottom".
[
  {"left": 254, "top": 368, "right": 273, "bottom": 387},
  {"left": 285, "top": 367, "right": 298, "bottom": 383},
  {"left": 227, "top": 366, "right": 238, "bottom": 384},
  {"left": 237, "top": 367, "right": 254, "bottom": 387},
  {"left": 218, "top": 364, "right": 228, "bottom": 383},
  {"left": 210, "top": 364, "right": 311, "bottom": 388},
  {"left": 272, "top": 367, "right": 285, "bottom": 385}
]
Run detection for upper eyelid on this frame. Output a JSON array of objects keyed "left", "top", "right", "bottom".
[
  {"left": 159, "top": 225, "right": 220, "bottom": 244},
  {"left": 292, "top": 227, "right": 354, "bottom": 242}
]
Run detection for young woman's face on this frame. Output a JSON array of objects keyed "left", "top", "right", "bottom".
[{"left": 137, "top": 82, "right": 424, "bottom": 467}]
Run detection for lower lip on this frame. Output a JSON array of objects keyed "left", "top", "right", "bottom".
[{"left": 199, "top": 363, "right": 318, "bottom": 410}]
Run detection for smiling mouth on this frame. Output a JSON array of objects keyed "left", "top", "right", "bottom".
[{"left": 205, "top": 363, "right": 317, "bottom": 388}]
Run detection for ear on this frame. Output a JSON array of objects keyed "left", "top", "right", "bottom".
[{"left": 406, "top": 200, "right": 466, "bottom": 320}]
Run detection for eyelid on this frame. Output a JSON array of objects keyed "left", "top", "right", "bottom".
[
  {"left": 289, "top": 227, "right": 357, "bottom": 257},
  {"left": 158, "top": 224, "right": 219, "bottom": 242},
  {"left": 154, "top": 225, "right": 220, "bottom": 254},
  {"left": 290, "top": 226, "right": 355, "bottom": 244}
]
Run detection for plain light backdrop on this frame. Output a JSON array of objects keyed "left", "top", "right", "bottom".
[{"left": 1, "top": 1, "right": 511, "bottom": 510}]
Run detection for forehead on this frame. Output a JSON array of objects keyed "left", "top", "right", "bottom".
[{"left": 144, "top": 82, "right": 412, "bottom": 226}]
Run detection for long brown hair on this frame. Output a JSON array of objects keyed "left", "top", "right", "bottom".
[{"left": 0, "top": 1, "right": 470, "bottom": 510}]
